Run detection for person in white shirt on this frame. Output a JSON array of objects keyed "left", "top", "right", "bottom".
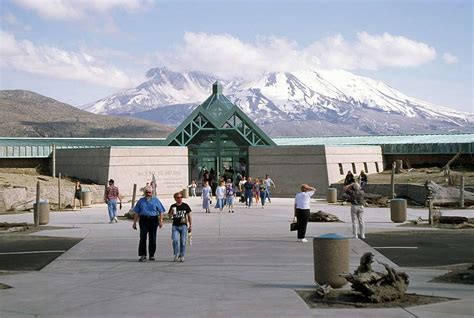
[
  {"left": 294, "top": 184, "right": 316, "bottom": 242},
  {"left": 215, "top": 180, "right": 226, "bottom": 212}
]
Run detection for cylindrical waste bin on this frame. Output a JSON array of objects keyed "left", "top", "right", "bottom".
[
  {"left": 327, "top": 188, "right": 337, "bottom": 203},
  {"left": 390, "top": 199, "right": 407, "bottom": 223},
  {"left": 182, "top": 187, "right": 189, "bottom": 198},
  {"left": 82, "top": 190, "right": 92, "bottom": 206},
  {"left": 390, "top": 198, "right": 407, "bottom": 223},
  {"left": 34, "top": 202, "right": 50, "bottom": 225},
  {"left": 313, "top": 233, "right": 349, "bottom": 288}
]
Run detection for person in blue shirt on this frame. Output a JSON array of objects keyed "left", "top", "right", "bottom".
[{"left": 133, "top": 186, "right": 166, "bottom": 262}]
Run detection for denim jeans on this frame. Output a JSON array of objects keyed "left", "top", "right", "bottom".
[
  {"left": 265, "top": 188, "right": 271, "bottom": 202},
  {"left": 260, "top": 191, "right": 266, "bottom": 206},
  {"left": 171, "top": 224, "right": 188, "bottom": 257},
  {"left": 244, "top": 191, "right": 253, "bottom": 207},
  {"left": 107, "top": 199, "right": 117, "bottom": 221},
  {"left": 139, "top": 216, "right": 158, "bottom": 257}
]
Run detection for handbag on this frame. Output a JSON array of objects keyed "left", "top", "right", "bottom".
[{"left": 290, "top": 222, "right": 298, "bottom": 231}]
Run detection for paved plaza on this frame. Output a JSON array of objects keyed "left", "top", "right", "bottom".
[{"left": 1, "top": 197, "right": 473, "bottom": 318}]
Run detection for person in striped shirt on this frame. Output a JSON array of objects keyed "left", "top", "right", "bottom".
[{"left": 104, "top": 179, "right": 122, "bottom": 223}]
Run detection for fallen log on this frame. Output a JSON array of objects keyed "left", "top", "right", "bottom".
[
  {"left": 425, "top": 180, "right": 474, "bottom": 206},
  {"left": 438, "top": 216, "right": 468, "bottom": 224}
]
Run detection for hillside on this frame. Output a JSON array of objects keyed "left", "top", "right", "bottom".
[{"left": 0, "top": 90, "right": 173, "bottom": 137}]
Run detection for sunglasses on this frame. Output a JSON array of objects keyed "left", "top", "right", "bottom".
[
  {"left": 146, "top": 191, "right": 152, "bottom": 194},
  {"left": 176, "top": 196, "right": 183, "bottom": 199}
]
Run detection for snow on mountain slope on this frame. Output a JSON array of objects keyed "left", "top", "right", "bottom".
[{"left": 83, "top": 67, "right": 473, "bottom": 135}]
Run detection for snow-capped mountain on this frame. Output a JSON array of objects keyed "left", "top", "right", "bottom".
[{"left": 82, "top": 67, "right": 473, "bottom": 136}]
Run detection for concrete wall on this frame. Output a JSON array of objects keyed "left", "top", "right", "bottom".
[
  {"left": 249, "top": 146, "right": 329, "bottom": 197},
  {"left": 56, "top": 148, "right": 111, "bottom": 184},
  {"left": 325, "top": 145, "right": 383, "bottom": 185},
  {"left": 55, "top": 147, "right": 188, "bottom": 199},
  {"left": 107, "top": 147, "right": 188, "bottom": 198}
]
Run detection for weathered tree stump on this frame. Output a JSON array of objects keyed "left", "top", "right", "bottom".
[{"left": 341, "top": 252, "right": 409, "bottom": 303}]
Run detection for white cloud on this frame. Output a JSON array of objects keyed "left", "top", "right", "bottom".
[
  {"left": 443, "top": 53, "right": 458, "bottom": 64},
  {"left": 162, "top": 32, "right": 438, "bottom": 79},
  {"left": 0, "top": 31, "right": 137, "bottom": 88},
  {"left": 11, "top": 0, "right": 151, "bottom": 21}
]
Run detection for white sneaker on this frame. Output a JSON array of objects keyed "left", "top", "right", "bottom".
[
  {"left": 178, "top": 256, "right": 184, "bottom": 262},
  {"left": 109, "top": 220, "right": 114, "bottom": 224},
  {"left": 114, "top": 217, "right": 119, "bottom": 223},
  {"left": 297, "top": 238, "right": 308, "bottom": 243},
  {"left": 360, "top": 234, "right": 366, "bottom": 239},
  {"left": 173, "top": 255, "right": 179, "bottom": 262},
  {"left": 262, "top": 206, "right": 265, "bottom": 209},
  {"left": 353, "top": 235, "right": 359, "bottom": 239}
]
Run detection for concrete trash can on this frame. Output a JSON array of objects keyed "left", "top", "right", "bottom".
[
  {"left": 182, "top": 187, "right": 189, "bottom": 198},
  {"left": 82, "top": 190, "right": 92, "bottom": 206},
  {"left": 327, "top": 188, "right": 337, "bottom": 203},
  {"left": 34, "top": 202, "right": 50, "bottom": 225},
  {"left": 390, "top": 198, "right": 407, "bottom": 223},
  {"left": 313, "top": 233, "right": 349, "bottom": 288}
]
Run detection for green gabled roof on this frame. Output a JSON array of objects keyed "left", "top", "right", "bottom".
[{"left": 165, "top": 82, "right": 275, "bottom": 147}]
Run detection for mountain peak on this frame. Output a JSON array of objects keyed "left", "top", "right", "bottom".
[{"left": 82, "top": 68, "right": 473, "bottom": 135}]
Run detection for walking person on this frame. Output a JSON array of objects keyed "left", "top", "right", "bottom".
[
  {"left": 294, "top": 184, "right": 316, "bottom": 242},
  {"left": 104, "top": 179, "right": 122, "bottom": 223},
  {"left": 263, "top": 174, "right": 276, "bottom": 203},
  {"left": 259, "top": 180, "right": 267, "bottom": 209},
  {"left": 168, "top": 192, "right": 192, "bottom": 262},
  {"left": 254, "top": 178, "right": 261, "bottom": 205},
  {"left": 202, "top": 180, "right": 212, "bottom": 213},
  {"left": 243, "top": 176, "right": 255, "bottom": 208},
  {"left": 225, "top": 179, "right": 236, "bottom": 213},
  {"left": 344, "top": 182, "right": 366, "bottom": 239},
  {"left": 215, "top": 180, "right": 226, "bottom": 212},
  {"left": 132, "top": 186, "right": 166, "bottom": 262},
  {"left": 72, "top": 180, "right": 83, "bottom": 210}
]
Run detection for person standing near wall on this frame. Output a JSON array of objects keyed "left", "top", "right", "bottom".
[
  {"left": 72, "top": 180, "right": 82, "bottom": 210},
  {"left": 344, "top": 182, "right": 366, "bottom": 239},
  {"left": 189, "top": 180, "right": 197, "bottom": 197},
  {"left": 168, "top": 192, "right": 192, "bottom": 262},
  {"left": 294, "top": 184, "right": 316, "bottom": 242},
  {"left": 359, "top": 171, "right": 368, "bottom": 190},
  {"left": 104, "top": 179, "right": 122, "bottom": 223},
  {"left": 132, "top": 186, "right": 166, "bottom": 262}
]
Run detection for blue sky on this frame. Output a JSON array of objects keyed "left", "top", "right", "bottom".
[{"left": 0, "top": 0, "right": 472, "bottom": 113}]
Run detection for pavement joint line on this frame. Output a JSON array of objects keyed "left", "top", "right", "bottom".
[
  {"left": 373, "top": 247, "right": 418, "bottom": 249},
  {"left": 0, "top": 250, "right": 67, "bottom": 255}
]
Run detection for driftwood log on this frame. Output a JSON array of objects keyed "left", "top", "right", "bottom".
[
  {"left": 309, "top": 210, "right": 340, "bottom": 222},
  {"left": 341, "top": 252, "right": 409, "bottom": 303},
  {"left": 425, "top": 181, "right": 474, "bottom": 206}
]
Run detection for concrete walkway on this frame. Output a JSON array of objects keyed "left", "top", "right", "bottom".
[{"left": 1, "top": 198, "right": 473, "bottom": 318}]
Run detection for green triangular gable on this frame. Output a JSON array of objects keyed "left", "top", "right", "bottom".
[{"left": 165, "top": 83, "right": 275, "bottom": 147}]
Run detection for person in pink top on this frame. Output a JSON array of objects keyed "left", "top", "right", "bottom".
[{"left": 104, "top": 179, "right": 122, "bottom": 223}]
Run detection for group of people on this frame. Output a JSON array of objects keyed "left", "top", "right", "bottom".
[
  {"left": 200, "top": 174, "right": 276, "bottom": 212},
  {"left": 97, "top": 170, "right": 366, "bottom": 260}
]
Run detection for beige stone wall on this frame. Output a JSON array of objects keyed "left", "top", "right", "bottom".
[
  {"left": 249, "top": 145, "right": 383, "bottom": 198},
  {"left": 107, "top": 147, "right": 188, "bottom": 198},
  {"left": 249, "top": 146, "right": 329, "bottom": 197},
  {"left": 325, "top": 146, "right": 383, "bottom": 185},
  {"left": 55, "top": 147, "right": 188, "bottom": 199}
]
